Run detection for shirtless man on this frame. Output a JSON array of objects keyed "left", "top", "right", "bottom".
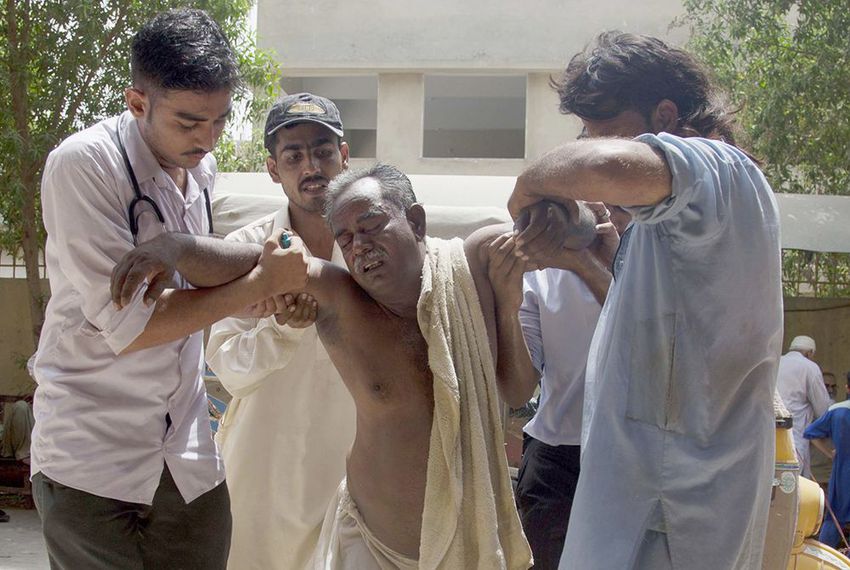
[{"left": 112, "top": 163, "right": 595, "bottom": 568}]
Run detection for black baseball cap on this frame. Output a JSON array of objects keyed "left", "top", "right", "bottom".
[{"left": 264, "top": 93, "right": 344, "bottom": 153}]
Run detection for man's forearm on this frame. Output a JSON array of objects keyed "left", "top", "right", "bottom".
[
  {"left": 122, "top": 232, "right": 310, "bottom": 354},
  {"left": 168, "top": 233, "right": 263, "bottom": 287},
  {"left": 121, "top": 267, "right": 272, "bottom": 354},
  {"left": 565, "top": 254, "right": 612, "bottom": 305},
  {"left": 495, "top": 305, "right": 540, "bottom": 409},
  {"left": 563, "top": 201, "right": 599, "bottom": 250},
  {"left": 509, "top": 140, "right": 672, "bottom": 218}
]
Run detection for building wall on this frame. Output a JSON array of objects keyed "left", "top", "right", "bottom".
[
  {"left": 258, "top": 0, "right": 685, "bottom": 71},
  {"left": 258, "top": 0, "right": 686, "bottom": 175},
  {"left": 0, "top": 279, "right": 45, "bottom": 396}
]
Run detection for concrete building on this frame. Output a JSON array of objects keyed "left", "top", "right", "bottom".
[{"left": 257, "top": 0, "right": 686, "bottom": 175}]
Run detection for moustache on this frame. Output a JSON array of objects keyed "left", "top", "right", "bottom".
[
  {"left": 353, "top": 249, "right": 387, "bottom": 273},
  {"left": 300, "top": 176, "right": 328, "bottom": 189}
]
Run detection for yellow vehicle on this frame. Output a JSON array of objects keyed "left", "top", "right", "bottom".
[{"left": 767, "top": 405, "right": 850, "bottom": 569}]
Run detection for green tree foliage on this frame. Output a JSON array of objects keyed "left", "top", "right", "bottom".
[
  {"left": 681, "top": 0, "right": 850, "bottom": 298},
  {"left": 681, "top": 0, "right": 850, "bottom": 196},
  {"left": 0, "top": 0, "right": 279, "bottom": 347}
]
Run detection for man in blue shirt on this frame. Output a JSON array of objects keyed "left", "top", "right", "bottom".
[
  {"left": 509, "top": 31, "right": 783, "bottom": 570},
  {"left": 805, "top": 396, "right": 850, "bottom": 548}
]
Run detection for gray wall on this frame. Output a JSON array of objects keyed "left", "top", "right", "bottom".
[
  {"left": 0, "top": 280, "right": 44, "bottom": 396},
  {"left": 258, "top": 0, "right": 687, "bottom": 175},
  {"left": 259, "top": 0, "right": 685, "bottom": 72}
]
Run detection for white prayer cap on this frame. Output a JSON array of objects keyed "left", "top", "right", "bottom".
[{"left": 789, "top": 335, "right": 816, "bottom": 352}]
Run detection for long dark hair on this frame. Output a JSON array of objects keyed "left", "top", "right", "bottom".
[{"left": 552, "top": 31, "right": 740, "bottom": 147}]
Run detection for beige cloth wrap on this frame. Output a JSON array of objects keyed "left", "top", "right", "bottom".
[
  {"left": 416, "top": 237, "right": 532, "bottom": 570},
  {"left": 312, "top": 478, "right": 419, "bottom": 570}
]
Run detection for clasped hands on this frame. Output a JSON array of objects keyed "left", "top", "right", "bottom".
[
  {"left": 512, "top": 200, "right": 619, "bottom": 272},
  {"left": 109, "top": 229, "right": 319, "bottom": 328},
  {"left": 485, "top": 200, "right": 619, "bottom": 311},
  {"left": 241, "top": 229, "right": 316, "bottom": 326}
]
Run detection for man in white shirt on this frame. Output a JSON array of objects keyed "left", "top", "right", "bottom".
[
  {"left": 30, "top": 10, "right": 307, "bottom": 569},
  {"left": 0, "top": 398, "right": 34, "bottom": 464},
  {"left": 514, "top": 269, "right": 600, "bottom": 569},
  {"left": 206, "top": 93, "right": 357, "bottom": 569},
  {"left": 776, "top": 335, "right": 832, "bottom": 478},
  {"left": 513, "top": 213, "right": 616, "bottom": 569},
  {"left": 509, "top": 31, "right": 783, "bottom": 570}
]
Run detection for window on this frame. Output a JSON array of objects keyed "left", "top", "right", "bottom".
[
  {"left": 423, "top": 75, "right": 526, "bottom": 159},
  {"left": 280, "top": 76, "right": 378, "bottom": 158}
]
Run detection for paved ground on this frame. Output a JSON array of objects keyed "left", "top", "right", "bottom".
[{"left": 0, "top": 508, "right": 49, "bottom": 570}]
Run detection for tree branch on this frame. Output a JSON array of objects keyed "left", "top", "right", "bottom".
[{"left": 55, "top": 2, "right": 130, "bottom": 136}]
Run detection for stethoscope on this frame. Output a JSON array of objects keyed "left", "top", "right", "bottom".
[{"left": 113, "top": 116, "right": 214, "bottom": 245}]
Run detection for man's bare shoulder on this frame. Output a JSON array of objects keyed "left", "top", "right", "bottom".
[
  {"left": 306, "top": 257, "right": 381, "bottom": 327},
  {"left": 463, "top": 223, "right": 514, "bottom": 280},
  {"left": 307, "top": 257, "right": 356, "bottom": 299}
]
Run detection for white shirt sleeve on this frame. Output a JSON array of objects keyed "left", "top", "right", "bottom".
[
  {"left": 207, "top": 314, "right": 309, "bottom": 399},
  {"left": 204, "top": 217, "right": 310, "bottom": 399},
  {"left": 519, "top": 274, "right": 545, "bottom": 374},
  {"left": 807, "top": 364, "right": 832, "bottom": 419},
  {"left": 41, "top": 138, "right": 155, "bottom": 355}
]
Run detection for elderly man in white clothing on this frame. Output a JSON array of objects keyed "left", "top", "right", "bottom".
[
  {"left": 776, "top": 335, "right": 832, "bottom": 479},
  {"left": 206, "top": 93, "right": 356, "bottom": 569},
  {"left": 509, "top": 32, "right": 783, "bottom": 569}
]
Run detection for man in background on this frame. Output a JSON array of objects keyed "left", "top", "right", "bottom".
[
  {"left": 206, "top": 93, "right": 356, "bottom": 569},
  {"left": 514, "top": 203, "right": 616, "bottom": 569},
  {"left": 805, "top": 395, "right": 850, "bottom": 548},
  {"left": 0, "top": 398, "right": 33, "bottom": 466},
  {"left": 777, "top": 335, "right": 832, "bottom": 478},
  {"left": 823, "top": 371, "right": 838, "bottom": 402},
  {"left": 0, "top": 397, "right": 34, "bottom": 524}
]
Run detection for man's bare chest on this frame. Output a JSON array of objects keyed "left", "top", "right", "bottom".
[{"left": 318, "top": 304, "right": 434, "bottom": 405}]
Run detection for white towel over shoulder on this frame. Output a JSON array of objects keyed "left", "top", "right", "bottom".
[{"left": 416, "top": 237, "right": 532, "bottom": 570}]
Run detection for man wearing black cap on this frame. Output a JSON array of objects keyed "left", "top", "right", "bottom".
[{"left": 205, "top": 93, "right": 355, "bottom": 569}]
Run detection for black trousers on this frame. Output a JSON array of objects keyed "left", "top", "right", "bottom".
[
  {"left": 33, "top": 465, "right": 231, "bottom": 570},
  {"left": 515, "top": 434, "right": 581, "bottom": 570}
]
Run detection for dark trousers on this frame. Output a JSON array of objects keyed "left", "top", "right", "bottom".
[
  {"left": 515, "top": 434, "right": 581, "bottom": 570},
  {"left": 33, "top": 466, "right": 231, "bottom": 570}
]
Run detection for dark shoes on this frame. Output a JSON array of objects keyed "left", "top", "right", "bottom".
[{"left": 0, "top": 509, "right": 9, "bottom": 523}]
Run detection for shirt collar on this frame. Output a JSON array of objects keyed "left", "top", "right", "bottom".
[
  {"left": 271, "top": 204, "right": 344, "bottom": 265},
  {"left": 120, "top": 111, "right": 165, "bottom": 188}
]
